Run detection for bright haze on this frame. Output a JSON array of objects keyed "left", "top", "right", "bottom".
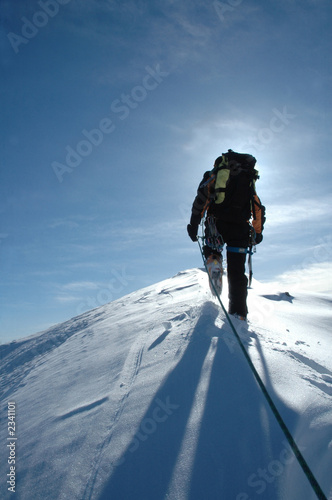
[{"left": 1, "top": 0, "right": 331, "bottom": 342}]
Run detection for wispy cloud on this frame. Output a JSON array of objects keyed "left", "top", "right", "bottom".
[
  {"left": 266, "top": 197, "right": 332, "bottom": 229},
  {"left": 61, "top": 281, "right": 100, "bottom": 292},
  {"left": 48, "top": 215, "right": 96, "bottom": 230},
  {"left": 275, "top": 261, "right": 332, "bottom": 293},
  {"left": 54, "top": 281, "right": 102, "bottom": 304},
  {"left": 181, "top": 118, "right": 258, "bottom": 155},
  {"left": 54, "top": 295, "right": 79, "bottom": 304}
]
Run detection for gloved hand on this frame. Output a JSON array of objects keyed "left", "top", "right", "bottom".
[
  {"left": 187, "top": 224, "right": 198, "bottom": 242},
  {"left": 255, "top": 233, "right": 263, "bottom": 244}
]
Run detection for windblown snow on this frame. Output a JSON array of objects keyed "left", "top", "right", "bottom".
[{"left": 0, "top": 268, "right": 331, "bottom": 500}]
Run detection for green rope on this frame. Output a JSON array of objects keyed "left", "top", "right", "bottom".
[{"left": 197, "top": 237, "right": 327, "bottom": 500}]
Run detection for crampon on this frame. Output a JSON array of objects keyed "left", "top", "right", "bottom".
[{"left": 206, "top": 254, "right": 223, "bottom": 297}]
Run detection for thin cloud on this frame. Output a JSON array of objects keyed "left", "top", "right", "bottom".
[
  {"left": 266, "top": 198, "right": 332, "bottom": 229},
  {"left": 61, "top": 281, "right": 100, "bottom": 292},
  {"left": 54, "top": 295, "right": 79, "bottom": 304},
  {"left": 48, "top": 215, "right": 96, "bottom": 230},
  {"left": 275, "top": 261, "right": 332, "bottom": 293},
  {"left": 54, "top": 281, "right": 102, "bottom": 304}
]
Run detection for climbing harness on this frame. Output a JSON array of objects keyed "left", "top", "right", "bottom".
[
  {"left": 226, "top": 246, "right": 252, "bottom": 254},
  {"left": 197, "top": 235, "right": 327, "bottom": 500},
  {"left": 203, "top": 217, "right": 255, "bottom": 287}
]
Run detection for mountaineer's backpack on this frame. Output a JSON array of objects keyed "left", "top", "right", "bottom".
[{"left": 201, "top": 149, "right": 260, "bottom": 223}]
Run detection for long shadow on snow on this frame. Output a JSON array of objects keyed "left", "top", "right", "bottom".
[
  {"left": 99, "top": 302, "right": 220, "bottom": 500},
  {"left": 187, "top": 326, "right": 302, "bottom": 499},
  {"left": 99, "top": 302, "right": 300, "bottom": 500}
]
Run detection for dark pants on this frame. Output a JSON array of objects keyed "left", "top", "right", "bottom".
[{"left": 204, "top": 219, "right": 250, "bottom": 317}]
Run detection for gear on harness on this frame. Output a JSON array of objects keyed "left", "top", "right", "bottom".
[
  {"left": 248, "top": 225, "right": 256, "bottom": 287},
  {"left": 204, "top": 215, "right": 224, "bottom": 253}
]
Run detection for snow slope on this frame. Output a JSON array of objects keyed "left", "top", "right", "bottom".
[{"left": 0, "top": 268, "right": 331, "bottom": 500}]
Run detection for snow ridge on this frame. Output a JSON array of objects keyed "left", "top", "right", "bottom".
[{"left": 0, "top": 268, "right": 331, "bottom": 500}]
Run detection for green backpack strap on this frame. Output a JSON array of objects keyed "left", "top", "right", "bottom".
[{"left": 213, "top": 154, "right": 231, "bottom": 204}]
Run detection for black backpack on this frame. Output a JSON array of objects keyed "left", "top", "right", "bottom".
[{"left": 203, "top": 149, "right": 260, "bottom": 223}]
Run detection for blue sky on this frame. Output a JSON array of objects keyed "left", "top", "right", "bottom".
[{"left": 1, "top": 0, "right": 331, "bottom": 343}]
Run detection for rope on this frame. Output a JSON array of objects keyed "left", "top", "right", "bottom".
[{"left": 197, "top": 237, "right": 327, "bottom": 500}]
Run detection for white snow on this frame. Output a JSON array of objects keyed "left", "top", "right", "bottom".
[{"left": 0, "top": 268, "right": 331, "bottom": 500}]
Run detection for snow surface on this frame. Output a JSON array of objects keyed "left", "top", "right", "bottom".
[{"left": 0, "top": 268, "right": 331, "bottom": 500}]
